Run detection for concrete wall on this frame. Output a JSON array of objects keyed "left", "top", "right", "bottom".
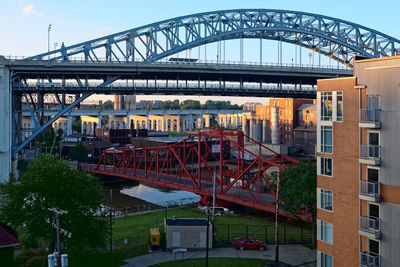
[{"left": 0, "top": 64, "right": 11, "bottom": 183}]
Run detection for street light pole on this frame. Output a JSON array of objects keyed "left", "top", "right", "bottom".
[
  {"left": 109, "top": 189, "right": 113, "bottom": 252},
  {"left": 212, "top": 172, "right": 216, "bottom": 248},
  {"left": 48, "top": 24, "right": 52, "bottom": 60},
  {"left": 205, "top": 201, "right": 210, "bottom": 267},
  {"left": 274, "top": 172, "right": 280, "bottom": 266},
  {"left": 48, "top": 208, "right": 67, "bottom": 267}
]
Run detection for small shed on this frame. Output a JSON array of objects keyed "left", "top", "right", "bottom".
[
  {"left": 164, "top": 218, "right": 212, "bottom": 249},
  {"left": 0, "top": 222, "right": 21, "bottom": 266}
]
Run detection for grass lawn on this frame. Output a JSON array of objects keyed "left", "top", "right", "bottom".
[
  {"left": 14, "top": 206, "right": 312, "bottom": 267},
  {"left": 150, "top": 258, "right": 273, "bottom": 267},
  {"left": 113, "top": 206, "right": 312, "bottom": 244}
]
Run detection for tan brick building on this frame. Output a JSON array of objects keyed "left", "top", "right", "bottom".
[{"left": 316, "top": 55, "right": 400, "bottom": 266}]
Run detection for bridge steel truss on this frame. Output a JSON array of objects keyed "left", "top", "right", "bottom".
[
  {"left": 27, "top": 9, "right": 400, "bottom": 66},
  {"left": 83, "top": 129, "right": 310, "bottom": 221}
]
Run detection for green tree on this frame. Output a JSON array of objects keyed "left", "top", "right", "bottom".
[
  {"left": 278, "top": 160, "right": 317, "bottom": 245},
  {"left": 102, "top": 100, "right": 114, "bottom": 110},
  {"left": 68, "top": 142, "right": 89, "bottom": 162},
  {"left": 72, "top": 118, "right": 82, "bottom": 133},
  {"left": 0, "top": 154, "right": 108, "bottom": 253}
]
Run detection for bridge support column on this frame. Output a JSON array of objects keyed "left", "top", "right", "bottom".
[
  {"left": 67, "top": 116, "right": 73, "bottom": 136},
  {"left": 162, "top": 115, "right": 166, "bottom": 131},
  {"left": 0, "top": 64, "right": 12, "bottom": 183},
  {"left": 97, "top": 116, "right": 102, "bottom": 129},
  {"left": 242, "top": 116, "right": 247, "bottom": 134},
  {"left": 249, "top": 118, "right": 254, "bottom": 139}
]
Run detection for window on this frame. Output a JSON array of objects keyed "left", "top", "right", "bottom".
[
  {"left": 320, "top": 220, "right": 333, "bottom": 244},
  {"left": 321, "top": 189, "right": 333, "bottom": 211},
  {"left": 321, "top": 92, "right": 333, "bottom": 121},
  {"left": 337, "top": 92, "right": 343, "bottom": 121},
  {"left": 367, "top": 168, "right": 379, "bottom": 183},
  {"left": 369, "top": 203, "right": 380, "bottom": 219},
  {"left": 369, "top": 239, "right": 380, "bottom": 255},
  {"left": 321, "top": 252, "right": 333, "bottom": 267},
  {"left": 321, "top": 126, "right": 333, "bottom": 153},
  {"left": 320, "top": 157, "right": 333, "bottom": 176}
]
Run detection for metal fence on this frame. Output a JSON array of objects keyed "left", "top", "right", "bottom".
[
  {"left": 112, "top": 222, "right": 312, "bottom": 251},
  {"left": 215, "top": 223, "right": 312, "bottom": 244}
]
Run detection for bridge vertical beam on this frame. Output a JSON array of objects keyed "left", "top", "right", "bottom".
[{"left": 0, "top": 64, "right": 12, "bottom": 183}]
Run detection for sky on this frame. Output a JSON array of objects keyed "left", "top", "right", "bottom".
[{"left": 1, "top": 0, "right": 399, "bottom": 105}]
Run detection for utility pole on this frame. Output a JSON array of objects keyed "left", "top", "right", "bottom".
[
  {"left": 109, "top": 189, "right": 113, "bottom": 252},
  {"left": 48, "top": 208, "right": 67, "bottom": 267},
  {"left": 212, "top": 172, "right": 216, "bottom": 248},
  {"left": 205, "top": 201, "right": 210, "bottom": 267},
  {"left": 274, "top": 172, "right": 280, "bottom": 266}
]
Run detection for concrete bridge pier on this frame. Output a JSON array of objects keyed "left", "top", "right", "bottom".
[{"left": 0, "top": 64, "right": 12, "bottom": 183}]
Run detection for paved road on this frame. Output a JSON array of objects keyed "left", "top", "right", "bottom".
[{"left": 122, "top": 244, "right": 316, "bottom": 267}]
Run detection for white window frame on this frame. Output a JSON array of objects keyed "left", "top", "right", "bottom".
[
  {"left": 368, "top": 202, "right": 380, "bottom": 219},
  {"left": 336, "top": 91, "right": 343, "bottom": 122},
  {"left": 317, "top": 188, "right": 333, "bottom": 211},
  {"left": 317, "top": 157, "right": 333, "bottom": 177},
  {"left": 320, "top": 125, "right": 333, "bottom": 153},
  {"left": 317, "top": 219, "right": 333, "bottom": 244},
  {"left": 367, "top": 130, "right": 380, "bottom": 146},
  {"left": 368, "top": 238, "right": 380, "bottom": 256},
  {"left": 320, "top": 92, "right": 333, "bottom": 121},
  {"left": 366, "top": 166, "right": 380, "bottom": 183},
  {"left": 318, "top": 251, "right": 333, "bottom": 267}
]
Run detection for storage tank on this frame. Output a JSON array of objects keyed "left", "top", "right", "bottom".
[{"left": 271, "top": 105, "right": 280, "bottom": 145}]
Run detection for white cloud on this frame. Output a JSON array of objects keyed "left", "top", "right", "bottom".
[{"left": 22, "top": 4, "right": 36, "bottom": 15}]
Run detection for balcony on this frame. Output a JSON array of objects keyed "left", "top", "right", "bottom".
[
  {"left": 359, "top": 180, "right": 381, "bottom": 202},
  {"left": 359, "top": 109, "right": 381, "bottom": 128},
  {"left": 360, "top": 251, "right": 380, "bottom": 267},
  {"left": 359, "top": 145, "right": 381, "bottom": 165},
  {"left": 359, "top": 216, "right": 381, "bottom": 239}
]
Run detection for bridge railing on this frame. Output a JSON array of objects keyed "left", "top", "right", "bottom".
[
  {"left": 2, "top": 55, "right": 352, "bottom": 71},
  {"left": 14, "top": 81, "right": 316, "bottom": 92}
]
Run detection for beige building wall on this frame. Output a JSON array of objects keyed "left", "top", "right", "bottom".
[{"left": 165, "top": 224, "right": 213, "bottom": 249}]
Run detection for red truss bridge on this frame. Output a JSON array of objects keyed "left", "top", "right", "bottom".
[{"left": 82, "top": 129, "right": 310, "bottom": 221}]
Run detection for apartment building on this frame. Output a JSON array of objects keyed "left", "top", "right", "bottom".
[{"left": 316, "top": 55, "right": 400, "bottom": 267}]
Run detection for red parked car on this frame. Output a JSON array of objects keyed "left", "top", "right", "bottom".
[{"left": 232, "top": 237, "right": 266, "bottom": 251}]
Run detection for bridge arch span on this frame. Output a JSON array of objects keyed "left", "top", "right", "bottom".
[{"left": 28, "top": 9, "right": 400, "bottom": 66}]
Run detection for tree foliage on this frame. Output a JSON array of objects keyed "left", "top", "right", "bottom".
[
  {"left": 68, "top": 142, "right": 89, "bottom": 162},
  {"left": 72, "top": 118, "right": 82, "bottom": 133},
  {"left": 102, "top": 100, "right": 114, "bottom": 110},
  {"left": 0, "top": 154, "right": 108, "bottom": 252},
  {"left": 278, "top": 161, "right": 317, "bottom": 221}
]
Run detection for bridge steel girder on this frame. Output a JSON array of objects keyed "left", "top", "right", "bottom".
[
  {"left": 85, "top": 129, "right": 311, "bottom": 221},
  {"left": 26, "top": 9, "right": 400, "bottom": 66},
  {"left": 12, "top": 76, "right": 120, "bottom": 156}
]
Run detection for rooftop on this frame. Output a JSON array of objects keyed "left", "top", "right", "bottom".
[
  {"left": 0, "top": 222, "right": 20, "bottom": 248},
  {"left": 165, "top": 218, "right": 209, "bottom": 226}
]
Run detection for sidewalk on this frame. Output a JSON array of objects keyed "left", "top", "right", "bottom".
[{"left": 122, "top": 244, "right": 316, "bottom": 267}]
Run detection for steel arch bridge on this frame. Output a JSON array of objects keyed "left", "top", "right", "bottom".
[{"left": 27, "top": 9, "right": 400, "bottom": 66}]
